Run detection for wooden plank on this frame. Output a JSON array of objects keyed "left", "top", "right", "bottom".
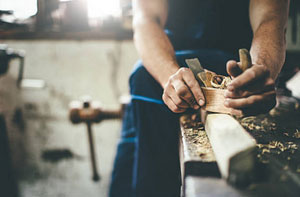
[{"left": 204, "top": 113, "right": 257, "bottom": 185}]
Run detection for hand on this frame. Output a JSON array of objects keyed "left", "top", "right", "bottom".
[
  {"left": 162, "top": 67, "right": 205, "bottom": 113},
  {"left": 224, "top": 60, "right": 276, "bottom": 115}
]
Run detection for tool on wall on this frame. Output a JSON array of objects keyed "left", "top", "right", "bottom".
[
  {"left": 0, "top": 44, "right": 25, "bottom": 86},
  {"left": 69, "top": 96, "right": 129, "bottom": 181},
  {"left": 0, "top": 44, "right": 45, "bottom": 89}
]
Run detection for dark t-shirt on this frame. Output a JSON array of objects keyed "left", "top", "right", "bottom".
[{"left": 165, "top": 0, "right": 253, "bottom": 55}]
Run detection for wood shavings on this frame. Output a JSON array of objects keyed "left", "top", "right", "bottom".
[
  {"left": 210, "top": 75, "right": 232, "bottom": 89},
  {"left": 198, "top": 71, "right": 232, "bottom": 89},
  {"left": 257, "top": 141, "right": 298, "bottom": 154},
  {"left": 180, "top": 113, "right": 215, "bottom": 162},
  {"left": 262, "top": 148, "right": 270, "bottom": 154},
  {"left": 293, "top": 129, "right": 300, "bottom": 138}
]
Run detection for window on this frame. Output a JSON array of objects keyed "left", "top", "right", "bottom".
[{"left": 0, "top": 0, "right": 37, "bottom": 19}]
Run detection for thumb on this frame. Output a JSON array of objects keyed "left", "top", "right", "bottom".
[{"left": 226, "top": 60, "right": 242, "bottom": 78}]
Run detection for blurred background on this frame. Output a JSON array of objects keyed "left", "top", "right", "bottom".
[
  {"left": 0, "top": 0, "right": 136, "bottom": 197},
  {"left": 0, "top": 1, "right": 300, "bottom": 197}
]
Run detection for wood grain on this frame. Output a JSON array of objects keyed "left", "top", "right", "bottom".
[
  {"left": 202, "top": 87, "right": 242, "bottom": 116},
  {"left": 204, "top": 113, "right": 257, "bottom": 185}
]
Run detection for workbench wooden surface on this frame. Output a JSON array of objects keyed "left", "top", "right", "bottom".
[{"left": 180, "top": 98, "right": 300, "bottom": 197}]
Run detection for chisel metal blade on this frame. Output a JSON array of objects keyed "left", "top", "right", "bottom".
[{"left": 185, "top": 58, "right": 207, "bottom": 86}]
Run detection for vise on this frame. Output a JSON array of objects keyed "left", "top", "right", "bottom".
[{"left": 0, "top": 44, "right": 25, "bottom": 86}]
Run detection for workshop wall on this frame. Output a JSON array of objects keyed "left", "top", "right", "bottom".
[{"left": 0, "top": 40, "right": 138, "bottom": 197}]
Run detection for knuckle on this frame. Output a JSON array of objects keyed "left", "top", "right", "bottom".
[
  {"left": 266, "top": 78, "right": 275, "bottom": 86},
  {"left": 173, "top": 99, "right": 183, "bottom": 106},
  {"left": 247, "top": 69, "right": 256, "bottom": 79},
  {"left": 169, "top": 75, "right": 176, "bottom": 82},
  {"left": 178, "top": 67, "right": 187, "bottom": 74},
  {"left": 246, "top": 98, "right": 255, "bottom": 106},
  {"left": 162, "top": 93, "right": 167, "bottom": 102},
  {"left": 181, "top": 67, "right": 189, "bottom": 72},
  {"left": 162, "top": 95, "right": 171, "bottom": 106},
  {"left": 241, "top": 91, "right": 250, "bottom": 97},
  {"left": 163, "top": 86, "right": 171, "bottom": 95}
]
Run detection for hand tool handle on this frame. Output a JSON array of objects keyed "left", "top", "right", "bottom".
[
  {"left": 239, "top": 49, "right": 252, "bottom": 72},
  {"left": 86, "top": 122, "right": 100, "bottom": 181}
]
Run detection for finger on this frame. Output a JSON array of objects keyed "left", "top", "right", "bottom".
[
  {"left": 228, "top": 64, "right": 270, "bottom": 91},
  {"left": 166, "top": 86, "right": 190, "bottom": 109},
  {"left": 226, "top": 60, "right": 242, "bottom": 78},
  {"left": 172, "top": 79, "right": 197, "bottom": 107},
  {"left": 224, "top": 90, "right": 276, "bottom": 110},
  {"left": 225, "top": 78, "right": 275, "bottom": 99},
  {"left": 181, "top": 68, "right": 205, "bottom": 106},
  {"left": 241, "top": 77, "right": 275, "bottom": 93},
  {"left": 162, "top": 92, "right": 186, "bottom": 113}
]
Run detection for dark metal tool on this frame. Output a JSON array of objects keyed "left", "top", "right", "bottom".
[
  {"left": 0, "top": 44, "right": 25, "bottom": 85},
  {"left": 0, "top": 44, "right": 45, "bottom": 89},
  {"left": 185, "top": 58, "right": 207, "bottom": 87}
]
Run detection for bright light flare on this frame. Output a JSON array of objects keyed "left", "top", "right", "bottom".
[
  {"left": 0, "top": 0, "right": 37, "bottom": 19},
  {"left": 87, "top": 0, "right": 121, "bottom": 19}
]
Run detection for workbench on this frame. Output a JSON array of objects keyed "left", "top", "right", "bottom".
[{"left": 180, "top": 98, "right": 300, "bottom": 197}]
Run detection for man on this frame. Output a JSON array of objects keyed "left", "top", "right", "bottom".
[{"left": 110, "top": 0, "right": 289, "bottom": 196}]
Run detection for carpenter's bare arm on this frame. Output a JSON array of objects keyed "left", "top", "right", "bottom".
[
  {"left": 225, "top": 0, "right": 289, "bottom": 115},
  {"left": 133, "top": 0, "right": 205, "bottom": 112}
]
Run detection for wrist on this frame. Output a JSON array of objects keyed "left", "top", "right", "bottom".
[
  {"left": 159, "top": 62, "right": 180, "bottom": 88},
  {"left": 254, "top": 61, "right": 279, "bottom": 80}
]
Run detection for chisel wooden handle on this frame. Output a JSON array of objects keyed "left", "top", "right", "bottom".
[{"left": 239, "top": 49, "right": 252, "bottom": 72}]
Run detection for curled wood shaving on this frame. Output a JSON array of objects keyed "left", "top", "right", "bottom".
[
  {"left": 198, "top": 71, "right": 232, "bottom": 89},
  {"left": 293, "top": 129, "right": 300, "bottom": 138}
]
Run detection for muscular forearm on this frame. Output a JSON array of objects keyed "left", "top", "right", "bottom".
[
  {"left": 133, "top": 20, "right": 179, "bottom": 87},
  {"left": 250, "top": 19, "right": 287, "bottom": 80},
  {"left": 249, "top": 0, "right": 289, "bottom": 80},
  {"left": 225, "top": 0, "right": 289, "bottom": 115}
]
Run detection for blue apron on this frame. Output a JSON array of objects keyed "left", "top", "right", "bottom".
[{"left": 110, "top": 1, "right": 252, "bottom": 196}]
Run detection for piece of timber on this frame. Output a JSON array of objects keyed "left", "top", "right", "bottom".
[
  {"left": 179, "top": 114, "right": 220, "bottom": 179},
  {"left": 204, "top": 113, "right": 257, "bottom": 186}
]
